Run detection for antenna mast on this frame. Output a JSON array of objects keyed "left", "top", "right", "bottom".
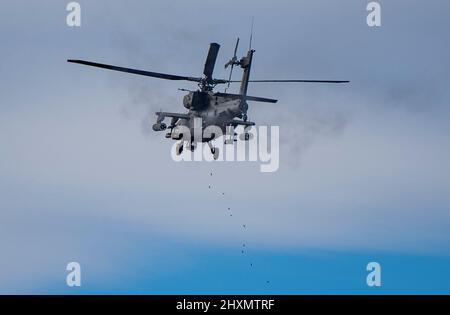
[{"left": 249, "top": 17, "right": 254, "bottom": 50}]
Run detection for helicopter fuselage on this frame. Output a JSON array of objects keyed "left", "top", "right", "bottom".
[
  {"left": 67, "top": 39, "right": 348, "bottom": 159},
  {"left": 170, "top": 91, "right": 246, "bottom": 143}
]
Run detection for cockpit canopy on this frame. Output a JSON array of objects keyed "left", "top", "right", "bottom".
[{"left": 183, "top": 91, "right": 210, "bottom": 110}]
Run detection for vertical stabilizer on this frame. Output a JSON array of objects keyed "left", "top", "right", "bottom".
[{"left": 239, "top": 49, "right": 254, "bottom": 96}]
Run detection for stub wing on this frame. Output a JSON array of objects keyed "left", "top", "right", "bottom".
[
  {"left": 229, "top": 120, "right": 256, "bottom": 127},
  {"left": 156, "top": 112, "right": 190, "bottom": 120}
]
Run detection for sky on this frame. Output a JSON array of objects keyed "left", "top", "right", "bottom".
[{"left": 0, "top": 0, "right": 449, "bottom": 294}]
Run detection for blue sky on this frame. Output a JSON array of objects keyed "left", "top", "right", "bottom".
[{"left": 0, "top": 0, "right": 449, "bottom": 294}]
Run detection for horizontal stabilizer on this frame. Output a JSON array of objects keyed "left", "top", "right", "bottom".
[
  {"left": 215, "top": 92, "right": 277, "bottom": 103},
  {"left": 230, "top": 120, "right": 256, "bottom": 127}
]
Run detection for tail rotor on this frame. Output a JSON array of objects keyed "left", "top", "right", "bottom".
[{"left": 224, "top": 37, "right": 240, "bottom": 91}]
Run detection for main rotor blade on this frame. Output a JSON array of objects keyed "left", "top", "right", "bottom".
[
  {"left": 67, "top": 59, "right": 202, "bottom": 82},
  {"left": 233, "top": 38, "right": 240, "bottom": 57},
  {"left": 214, "top": 92, "right": 277, "bottom": 103},
  {"left": 228, "top": 79, "right": 350, "bottom": 83},
  {"left": 203, "top": 43, "right": 220, "bottom": 81}
]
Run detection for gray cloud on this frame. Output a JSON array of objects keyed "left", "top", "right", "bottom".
[{"left": 1, "top": 0, "right": 450, "bottom": 292}]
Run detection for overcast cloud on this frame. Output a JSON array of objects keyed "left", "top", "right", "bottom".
[{"left": 0, "top": 0, "right": 449, "bottom": 292}]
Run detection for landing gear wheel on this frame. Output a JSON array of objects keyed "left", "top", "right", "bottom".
[
  {"left": 207, "top": 141, "right": 219, "bottom": 160},
  {"left": 188, "top": 142, "right": 197, "bottom": 152},
  {"left": 239, "top": 132, "right": 252, "bottom": 141},
  {"left": 211, "top": 147, "right": 219, "bottom": 160},
  {"left": 176, "top": 142, "right": 183, "bottom": 156}
]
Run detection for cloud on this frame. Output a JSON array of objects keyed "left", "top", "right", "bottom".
[{"left": 1, "top": 0, "right": 450, "bottom": 292}]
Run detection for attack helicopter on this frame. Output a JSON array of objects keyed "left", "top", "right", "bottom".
[{"left": 68, "top": 37, "right": 348, "bottom": 159}]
